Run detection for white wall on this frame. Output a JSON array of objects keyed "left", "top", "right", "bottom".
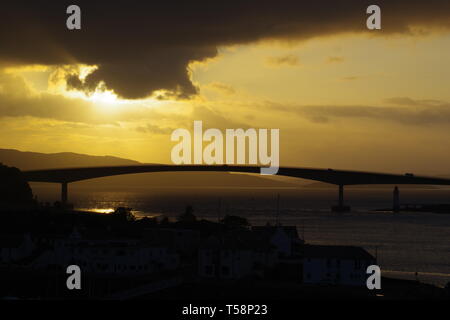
[{"left": 303, "top": 258, "right": 370, "bottom": 286}]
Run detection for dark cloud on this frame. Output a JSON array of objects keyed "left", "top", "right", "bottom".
[
  {"left": 190, "top": 106, "right": 249, "bottom": 130},
  {"left": 384, "top": 97, "right": 445, "bottom": 107},
  {"left": 207, "top": 82, "right": 236, "bottom": 95},
  {"left": 1, "top": 1, "right": 450, "bottom": 99},
  {"left": 266, "top": 55, "right": 300, "bottom": 67},
  {"left": 268, "top": 98, "right": 450, "bottom": 125}
]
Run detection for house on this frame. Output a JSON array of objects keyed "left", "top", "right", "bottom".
[
  {"left": 59, "top": 242, "right": 179, "bottom": 276},
  {"left": 0, "top": 233, "right": 35, "bottom": 263},
  {"left": 144, "top": 228, "right": 201, "bottom": 257},
  {"left": 252, "top": 225, "right": 304, "bottom": 258},
  {"left": 303, "top": 245, "right": 376, "bottom": 286},
  {"left": 198, "top": 231, "right": 276, "bottom": 279},
  {"left": 31, "top": 228, "right": 180, "bottom": 276}
]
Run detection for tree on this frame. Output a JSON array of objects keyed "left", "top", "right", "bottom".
[
  {"left": 220, "top": 214, "right": 250, "bottom": 228},
  {"left": 159, "top": 216, "right": 170, "bottom": 225},
  {"left": 0, "top": 163, "right": 34, "bottom": 207},
  {"left": 177, "top": 205, "right": 197, "bottom": 222},
  {"left": 112, "top": 207, "right": 135, "bottom": 222}
]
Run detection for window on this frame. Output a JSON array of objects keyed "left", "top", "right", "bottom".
[
  {"left": 205, "top": 266, "right": 213, "bottom": 275},
  {"left": 221, "top": 266, "right": 230, "bottom": 276}
]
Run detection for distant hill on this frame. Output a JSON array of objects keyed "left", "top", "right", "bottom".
[
  {"left": 0, "top": 149, "right": 300, "bottom": 189},
  {"left": 0, "top": 148, "right": 140, "bottom": 170}
]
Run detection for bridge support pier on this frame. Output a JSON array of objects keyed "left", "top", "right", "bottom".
[
  {"left": 61, "top": 182, "right": 68, "bottom": 206},
  {"left": 393, "top": 186, "right": 400, "bottom": 213},
  {"left": 332, "top": 184, "right": 351, "bottom": 213}
]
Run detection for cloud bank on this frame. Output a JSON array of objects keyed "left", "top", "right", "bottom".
[{"left": 1, "top": 1, "right": 450, "bottom": 99}]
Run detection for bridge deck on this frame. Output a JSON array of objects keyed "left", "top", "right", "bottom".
[{"left": 23, "top": 164, "right": 450, "bottom": 186}]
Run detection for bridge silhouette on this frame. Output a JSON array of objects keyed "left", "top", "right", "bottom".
[{"left": 23, "top": 164, "right": 450, "bottom": 212}]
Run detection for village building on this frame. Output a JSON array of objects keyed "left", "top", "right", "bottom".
[
  {"left": 198, "top": 231, "right": 277, "bottom": 279},
  {"left": 251, "top": 225, "right": 304, "bottom": 258},
  {"left": 303, "top": 245, "right": 376, "bottom": 286},
  {"left": 31, "top": 228, "right": 180, "bottom": 276},
  {"left": 0, "top": 233, "right": 35, "bottom": 263}
]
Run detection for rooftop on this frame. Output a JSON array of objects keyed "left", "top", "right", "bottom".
[
  {"left": 252, "top": 225, "right": 300, "bottom": 239},
  {"left": 303, "top": 245, "right": 375, "bottom": 261}
]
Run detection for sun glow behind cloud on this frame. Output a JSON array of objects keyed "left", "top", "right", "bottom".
[
  {"left": 64, "top": 85, "right": 124, "bottom": 109},
  {"left": 53, "top": 65, "right": 128, "bottom": 110},
  {"left": 60, "top": 65, "right": 187, "bottom": 111},
  {"left": 6, "top": 64, "right": 176, "bottom": 113}
]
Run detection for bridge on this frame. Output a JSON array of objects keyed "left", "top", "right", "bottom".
[{"left": 23, "top": 164, "right": 450, "bottom": 212}]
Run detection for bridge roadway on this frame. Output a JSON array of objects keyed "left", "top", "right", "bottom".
[{"left": 23, "top": 164, "right": 450, "bottom": 211}]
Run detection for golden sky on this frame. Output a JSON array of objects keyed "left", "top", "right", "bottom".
[{"left": 1, "top": 2, "right": 450, "bottom": 175}]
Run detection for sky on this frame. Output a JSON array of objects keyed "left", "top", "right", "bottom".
[{"left": 1, "top": 1, "right": 450, "bottom": 175}]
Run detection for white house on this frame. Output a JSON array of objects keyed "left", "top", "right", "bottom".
[
  {"left": 198, "top": 231, "right": 276, "bottom": 279},
  {"left": 31, "top": 228, "right": 179, "bottom": 276},
  {"left": 252, "top": 225, "right": 304, "bottom": 258},
  {"left": 0, "top": 233, "right": 35, "bottom": 263},
  {"left": 303, "top": 245, "right": 376, "bottom": 286},
  {"left": 144, "top": 227, "right": 200, "bottom": 257}
]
